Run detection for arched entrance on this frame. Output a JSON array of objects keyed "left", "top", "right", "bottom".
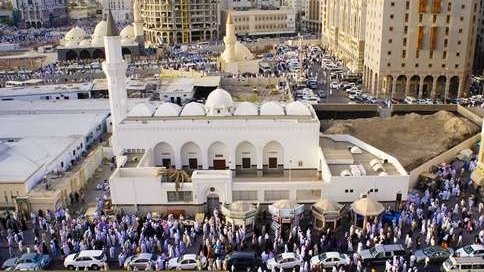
[
  {"left": 154, "top": 142, "right": 175, "bottom": 168},
  {"left": 79, "top": 50, "right": 90, "bottom": 59},
  {"left": 92, "top": 49, "right": 105, "bottom": 59},
  {"left": 236, "top": 141, "right": 257, "bottom": 174},
  {"left": 208, "top": 141, "right": 229, "bottom": 170},
  {"left": 436, "top": 76, "right": 446, "bottom": 100},
  {"left": 263, "top": 141, "right": 284, "bottom": 175},
  {"left": 180, "top": 142, "right": 202, "bottom": 170},
  {"left": 409, "top": 76, "right": 420, "bottom": 97},
  {"left": 65, "top": 50, "right": 77, "bottom": 61},
  {"left": 422, "top": 76, "right": 433, "bottom": 98},
  {"left": 122, "top": 48, "right": 132, "bottom": 57},
  {"left": 206, "top": 192, "right": 220, "bottom": 214},
  {"left": 395, "top": 75, "right": 407, "bottom": 98},
  {"left": 449, "top": 76, "right": 460, "bottom": 99}
]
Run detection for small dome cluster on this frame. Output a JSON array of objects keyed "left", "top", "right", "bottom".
[
  {"left": 127, "top": 89, "right": 313, "bottom": 118},
  {"left": 62, "top": 21, "right": 137, "bottom": 48}
]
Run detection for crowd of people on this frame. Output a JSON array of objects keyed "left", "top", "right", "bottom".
[{"left": 0, "top": 149, "right": 481, "bottom": 272}]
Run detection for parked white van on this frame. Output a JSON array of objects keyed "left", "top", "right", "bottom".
[{"left": 442, "top": 256, "right": 484, "bottom": 272}]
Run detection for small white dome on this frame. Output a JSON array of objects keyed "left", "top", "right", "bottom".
[
  {"left": 120, "top": 25, "right": 135, "bottom": 44},
  {"left": 234, "top": 102, "right": 258, "bottom": 116},
  {"left": 154, "top": 103, "right": 182, "bottom": 117},
  {"left": 78, "top": 39, "right": 91, "bottom": 47},
  {"left": 64, "top": 40, "right": 79, "bottom": 48},
  {"left": 260, "top": 101, "right": 285, "bottom": 116},
  {"left": 128, "top": 102, "right": 156, "bottom": 117},
  {"left": 205, "top": 88, "right": 233, "bottom": 109},
  {"left": 180, "top": 102, "right": 206, "bottom": 116},
  {"left": 64, "top": 26, "right": 88, "bottom": 42},
  {"left": 286, "top": 101, "right": 311, "bottom": 116}
]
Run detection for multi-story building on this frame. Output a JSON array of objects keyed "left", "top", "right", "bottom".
[
  {"left": 101, "top": 0, "right": 133, "bottom": 23},
  {"left": 303, "top": 0, "right": 321, "bottom": 35},
  {"left": 141, "top": 0, "right": 219, "bottom": 45},
  {"left": 474, "top": 0, "right": 484, "bottom": 74},
  {"left": 221, "top": 8, "right": 296, "bottom": 37},
  {"left": 363, "top": 0, "right": 480, "bottom": 99},
  {"left": 321, "top": 0, "right": 367, "bottom": 74},
  {"left": 12, "top": 0, "right": 68, "bottom": 28}
]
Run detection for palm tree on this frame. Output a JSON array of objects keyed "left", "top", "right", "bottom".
[{"left": 156, "top": 168, "right": 191, "bottom": 191}]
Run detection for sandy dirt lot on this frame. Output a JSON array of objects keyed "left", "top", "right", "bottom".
[{"left": 322, "top": 111, "right": 480, "bottom": 170}]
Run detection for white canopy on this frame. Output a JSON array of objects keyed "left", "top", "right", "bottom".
[{"left": 351, "top": 196, "right": 384, "bottom": 216}]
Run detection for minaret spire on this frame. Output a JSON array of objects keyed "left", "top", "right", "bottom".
[{"left": 106, "top": 9, "right": 118, "bottom": 36}]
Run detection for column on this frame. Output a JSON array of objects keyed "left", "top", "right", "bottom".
[
  {"left": 431, "top": 77, "right": 438, "bottom": 100},
  {"left": 418, "top": 79, "right": 425, "bottom": 99},
  {"left": 257, "top": 146, "right": 263, "bottom": 177},
  {"left": 405, "top": 77, "right": 411, "bottom": 97},
  {"left": 458, "top": 75, "right": 465, "bottom": 98},
  {"left": 202, "top": 149, "right": 209, "bottom": 170},
  {"left": 392, "top": 76, "right": 398, "bottom": 98},
  {"left": 174, "top": 147, "right": 182, "bottom": 170},
  {"left": 444, "top": 76, "right": 451, "bottom": 102}
]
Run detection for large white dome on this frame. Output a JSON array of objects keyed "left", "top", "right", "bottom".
[
  {"left": 286, "top": 101, "right": 311, "bottom": 116},
  {"left": 128, "top": 102, "right": 156, "bottom": 117},
  {"left": 120, "top": 25, "right": 135, "bottom": 44},
  {"left": 234, "top": 102, "right": 258, "bottom": 116},
  {"left": 180, "top": 102, "right": 206, "bottom": 116},
  {"left": 154, "top": 103, "right": 182, "bottom": 117},
  {"left": 64, "top": 26, "right": 88, "bottom": 42},
  {"left": 205, "top": 88, "right": 233, "bottom": 109},
  {"left": 260, "top": 101, "right": 285, "bottom": 116},
  {"left": 91, "top": 20, "right": 108, "bottom": 46}
]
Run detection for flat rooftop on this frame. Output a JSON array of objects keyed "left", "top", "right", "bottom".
[
  {"left": 0, "top": 82, "right": 92, "bottom": 97},
  {"left": 0, "top": 112, "right": 108, "bottom": 139},
  {"left": 0, "top": 137, "right": 80, "bottom": 182},
  {"left": 319, "top": 137, "right": 400, "bottom": 176}
]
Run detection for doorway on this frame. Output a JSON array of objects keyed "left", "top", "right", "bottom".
[
  {"left": 268, "top": 157, "right": 278, "bottom": 168},
  {"left": 162, "top": 158, "right": 171, "bottom": 168},
  {"left": 188, "top": 158, "right": 198, "bottom": 170},
  {"left": 206, "top": 193, "right": 220, "bottom": 214},
  {"left": 213, "top": 159, "right": 226, "bottom": 170},
  {"left": 242, "top": 158, "right": 251, "bottom": 169}
]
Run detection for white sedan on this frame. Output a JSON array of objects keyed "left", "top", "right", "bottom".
[
  {"left": 167, "top": 254, "right": 200, "bottom": 270},
  {"left": 267, "top": 253, "right": 303, "bottom": 271},
  {"left": 310, "top": 252, "right": 351, "bottom": 269}
]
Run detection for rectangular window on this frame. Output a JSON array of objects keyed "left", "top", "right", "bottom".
[
  {"left": 430, "top": 26, "right": 438, "bottom": 49},
  {"left": 429, "top": 50, "right": 434, "bottom": 58},
  {"left": 167, "top": 191, "right": 193, "bottom": 202},
  {"left": 264, "top": 190, "right": 289, "bottom": 201},
  {"left": 417, "top": 26, "right": 424, "bottom": 49},
  {"left": 418, "top": 0, "right": 428, "bottom": 12},
  {"left": 432, "top": 0, "right": 441, "bottom": 13},
  {"left": 406, "top": 1, "right": 410, "bottom": 10},
  {"left": 443, "top": 51, "right": 447, "bottom": 59},
  {"left": 296, "top": 190, "right": 321, "bottom": 201},
  {"left": 233, "top": 190, "right": 258, "bottom": 201},
  {"left": 402, "top": 50, "right": 406, "bottom": 58}
]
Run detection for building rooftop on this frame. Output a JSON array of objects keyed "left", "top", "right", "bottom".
[
  {"left": 0, "top": 113, "right": 107, "bottom": 139},
  {"left": 319, "top": 136, "right": 401, "bottom": 176},
  {"left": 0, "top": 82, "right": 92, "bottom": 98},
  {"left": 0, "top": 137, "right": 80, "bottom": 183}
]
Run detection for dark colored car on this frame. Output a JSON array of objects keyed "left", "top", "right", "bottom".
[
  {"left": 359, "top": 244, "right": 408, "bottom": 265},
  {"left": 225, "top": 251, "right": 261, "bottom": 271}
]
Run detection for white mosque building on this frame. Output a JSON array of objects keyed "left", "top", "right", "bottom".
[
  {"left": 57, "top": 1, "right": 143, "bottom": 61},
  {"left": 102, "top": 11, "right": 410, "bottom": 213},
  {"left": 219, "top": 12, "right": 260, "bottom": 74}
]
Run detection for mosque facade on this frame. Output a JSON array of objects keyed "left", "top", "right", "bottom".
[{"left": 102, "top": 11, "right": 409, "bottom": 213}]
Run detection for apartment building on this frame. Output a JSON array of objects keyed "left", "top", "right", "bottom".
[
  {"left": 363, "top": 0, "right": 480, "bottom": 99},
  {"left": 321, "top": 0, "right": 367, "bottom": 74},
  {"left": 222, "top": 8, "right": 296, "bottom": 37},
  {"left": 474, "top": 0, "right": 484, "bottom": 74},
  {"left": 141, "top": 0, "right": 219, "bottom": 44},
  {"left": 303, "top": 0, "right": 321, "bottom": 34},
  {"left": 12, "top": 0, "right": 68, "bottom": 28},
  {"left": 101, "top": 0, "right": 133, "bottom": 23}
]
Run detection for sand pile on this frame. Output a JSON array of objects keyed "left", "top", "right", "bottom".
[{"left": 323, "top": 111, "right": 480, "bottom": 170}]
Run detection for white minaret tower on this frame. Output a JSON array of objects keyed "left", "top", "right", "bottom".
[
  {"left": 102, "top": 9, "right": 128, "bottom": 156},
  {"left": 223, "top": 12, "right": 236, "bottom": 63}
]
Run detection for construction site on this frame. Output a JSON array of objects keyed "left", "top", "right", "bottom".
[{"left": 141, "top": 0, "right": 219, "bottom": 44}]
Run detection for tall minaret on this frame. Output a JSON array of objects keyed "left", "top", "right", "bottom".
[
  {"left": 133, "top": 0, "right": 144, "bottom": 46},
  {"left": 223, "top": 12, "right": 236, "bottom": 62},
  {"left": 102, "top": 9, "right": 128, "bottom": 156}
]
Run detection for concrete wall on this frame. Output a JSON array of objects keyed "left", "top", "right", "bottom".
[
  {"left": 408, "top": 133, "right": 480, "bottom": 188},
  {"left": 391, "top": 104, "right": 458, "bottom": 116},
  {"left": 221, "top": 76, "right": 283, "bottom": 87}
]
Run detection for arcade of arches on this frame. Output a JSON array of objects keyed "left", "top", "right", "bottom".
[
  {"left": 362, "top": 67, "right": 469, "bottom": 99},
  {"left": 145, "top": 29, "right": 217, "bottom": 44}
]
